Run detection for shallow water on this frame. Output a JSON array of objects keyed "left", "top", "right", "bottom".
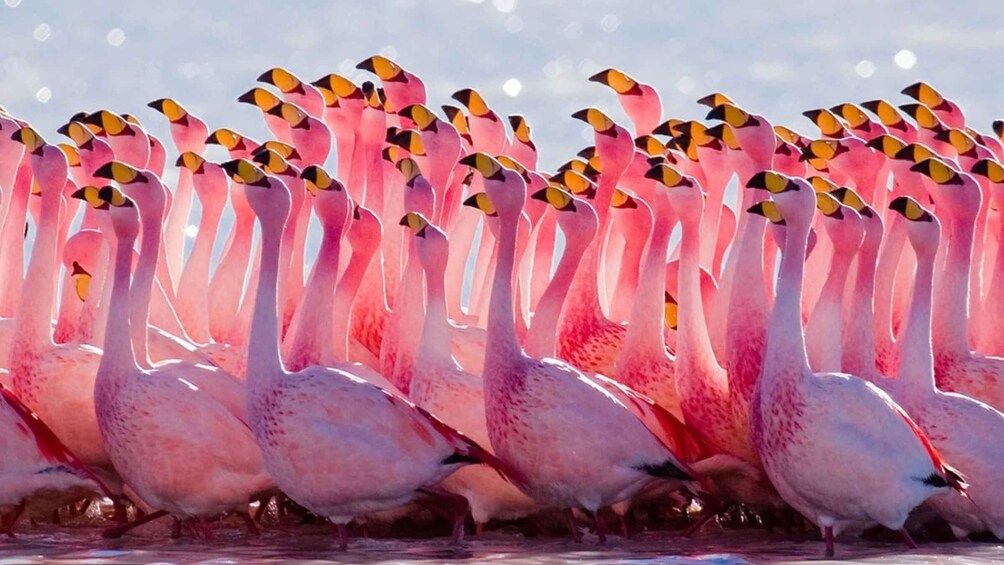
[{"left": 2, "top": 522, "right": 1003, "bottom": 564}]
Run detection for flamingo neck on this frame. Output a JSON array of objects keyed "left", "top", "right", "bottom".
[
  {"left": 934, "top": 213, "right": 975, "bottom": 357},
  {"left": 526, "top": 234, "right": 589, "bottom": 358},
  {"left": 392, "top": 245, "right": 426, "bottom": 380},
  {"left": 15, "top": 177, "right": 63, "bottom": 349},
  {"left": 247, "top": 219, "right": 285, "bottom": 382},
  {"left": 332, "top": 243, "right": 376, "bottom": 361},
  {"left": 129, "top": 197, "right": 165, "bottom": 367},
  {"left": 418, "top": 260, "right": 453, "bottom": 367},
  {"left": 288, "top": 221, "right": 343, "bottom": 367},
  {"left": 0, "top": 159, "right": 33, "bottom": 316},
  {"left": 676, "top": 211, "right": 720, "bottom": 373},
  {"left": 486, "top": 210, "right": 523, "bottom": 368},
  {"left": 844, "top": 234, "right": 881, "bottom": 376},
  {"left": 623, "top": 200, "right": 675, "bottom": 358},
  {"left": 99, "top": 232, "right": 139, "bottom": 378},
  {"left": 763, "top": 212, "right": 812, "bottom": 381},
  {"left": 808, "top": 237, "right": 855, "bottom": 373},
  {"left": 897, "top": 245, "right": 937, "bottom": 394}
]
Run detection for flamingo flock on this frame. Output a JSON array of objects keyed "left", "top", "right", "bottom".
[{"left": 1, "top": 58, "right": 1003, "bottom": 558}]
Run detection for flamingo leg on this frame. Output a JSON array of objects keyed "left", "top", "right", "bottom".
[
  {"left": 1, "top": 502, "right": 25, "bottom": 537},
  {"left": 593, "top": 510, "right": 607, "bottom": 544},
  {"left": 335, "top": 523, "right": 348, "bottom": 551},
  {"left": 241, "top": 512, "right": 260, "bottom": 536},
  {"left": 899, "top": 528, "right": 917, "bottom": 550},
  {"left": 823, "top": 525, "right": 835, "bottom": 558},
  {"left": 565, "top": 509, "right": 583, "bottom": 543},
  {"left": 102, "top": 509, "right": 169, "bottom": 539}
]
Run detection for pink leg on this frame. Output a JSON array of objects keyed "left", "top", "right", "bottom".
[
  {"left": 1, "top": 502, "right": 25, "bottom": 538},
  {"left": 335, "top": 523, "right": 348, "bottom": 551},
  {"left": 565, "top": 509, "right": 582, "bottom": 543},
  {"left": 171, "top": 518, "right": 182, "bottom": 539},
  {"left": 618, "top": 513, "right": 630, "bottom": 539},
  {"left": 241, "top": 512, "right": 260, "bottom": 536},
  {"left": 102, "top": 509, "right": 169, "bottom": 539},
  {"left": 899, "top": 529, "right": 917, "bottom": 549},
  {"left": 824, "top": 526, "right": 835, "bottom": 558},
  {"left": 594, "top": 511, "right": 607, "bottom": 544},
  {"left": 475, "top": 522, "right": 484, "bottom": 537}
]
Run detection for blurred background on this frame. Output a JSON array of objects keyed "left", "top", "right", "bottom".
[{"left": 1, "top": 0, "right": 1002, "bottom": 173}]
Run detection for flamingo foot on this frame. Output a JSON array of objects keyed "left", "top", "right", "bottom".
[
  {"left": 102, "top": 510, "right": 169, "bottom": 539},
  {"left": 1, "top": 502, "right": 25, "bottom": 538},
  {"left": 593, "top": 511, "right": 607, "bottom": 544},
  {"left": 335, "top": 523, "right": 348, "bottom": 551},
  {"left": 565, "top": 509, "right": 583, "bottom": 543}
]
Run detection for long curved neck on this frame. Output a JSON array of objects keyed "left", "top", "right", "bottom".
[
  {"left": 526, "top": 234, "right": 589, "bottom": 358},
  {"left": 623, "top": 199, "right": 675, "bottom": 357},
  {"left": 332, "top": 242, "right": 376, "bottom": 361},
  {"left": 287, "top": 220, "right": 343, "bottom": 367},
  {"left": 844, "top": 234, "right": 881, "bottom": 376},
  {"left": 176, "top": 194, "right": 224, "bottom": 342},
  {"left": 15, "top": 176, "right": 62, "bottom": 349},
  {"left": 99, "top": 232, "right": 139, "bottom": 377},
  {"left": 763, "top": 210, "right": 812, "bottom": 380},
  {"left": 247, "top": 217, "right": 285, "bottom": 382},
  {"left": 418, "top": 259, "right": 454, "bottom": 367},
  {"left": 897, "top": 244, "right": 936, "bottom": 394},
  {"left": 486, "top": 208, "right": 523, "bottom": 368},
  {"left": 807, "top": 237, "right": 855, "bottom": 373},
  {"left": 129, "top": 197, "right": 165, "bottom": 367},
  {"left": 934, "top": 212, "right": 976, "bottom": 356},
  {"left": 0, "top": 159, "right": 32, "bottom": 316},
  {"left": 676, "top": 208, "right": 719, "bottom": 373}
]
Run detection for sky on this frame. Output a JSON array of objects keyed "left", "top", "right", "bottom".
[{"left": 1, "top": 0, "right": 1003, "bottom": 175}]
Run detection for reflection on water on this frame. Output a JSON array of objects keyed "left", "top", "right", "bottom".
[{"left": 1, "top": 521, "right": 1003, "bottom": 564}]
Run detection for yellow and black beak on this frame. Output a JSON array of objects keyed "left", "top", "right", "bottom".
[
  {"left": 395, "top": 157, "right": 422, "bottom": 184},
  {"left": 550, "top": 169, "right": 597, "bottom": 198},
  {"left": 176, "top": 151, "right": 206, "bottom": 174},
  {"left": 459, "top": 152, "right": 504, "bottom": 181},
  {"left": 865, "top": 134, "right": 907, "bottom": 158},
  {"left": 530, "top": 185, "right": 577, "bottom": 212},
  {"left": 301, "top": 165, "right": 343, "bottom": 195},
  {"left": 652, "top": 118, "right": 685, "bottom": 137},
  {"left": 635, "top": 135, "right": 667, "bottom": 157},
  {"left": 610, "top": 188, "right": 638, "bottom": 209},
  {"left": 237, "top": 88, "right": 281, "bottom": 112},
  {"left": 452, "top": 88, "right": 494, "bottom": 119},
  {"left": 399, "top": 212, "right": 430, "bottom": 238},
  {"left": 799, "top": 139, "right": 848, "bottom": 162},
  {"left": 697, "top": 92, "right": 734, "bottom": 108},
  {"left": 357, "top": 55, "right": 406, "bottom": 82},
  {"left": 829, "top": 187, "right": 873, "bottom": 218},
  {"left": 70, "top": 261, "right": 92, "bottom": 302},
  {"left": 829, "top": 103, "right": 869, "bottom": 128},
  {"left": 889, "top": 195, "right": 935, "bottom": 222},
  {"left": 934, "top": 128, "right": 978, "bottom": 156},
  {"left": 894, "top": 143, "right": 936, "bottom": 163},
  {"left": 266, "top": 102, "right": 309, "bottom": 129},
  {"left": 59, "top": 144, "right": 81, "bottom": 167},
  {"left": 747, "top": 201, "right": 786, "bottom": 225},
  {"left": 70, "top": 185, "right": 107, "bottom": 210},
  {"left": 993, "top": 120, "right": 1003, "bottom": 141},
  {"left": 462, "top": 192, "right": 498, "bottom": 217},
  {"left": 588, "top": 68, "right": 643, "bottom": 95},
  {"left": 221, "top": 159, "right": 269, "bottom": 187},
  {"left": 509, "top": 115, "right": 534, "bottom": 146},
  {"left": 258, "top": 140, "right": 301, "bottom": 162},
  {"left": 442, "top": 104, "right": 472, "bottom": 142},
  {"left": 147, "top": 98, "right": 190, "bottom": 125},
  {"left": 971, "top": 159, "right": 1004, "bottom": 183},
  {"left": 572, "top": 107, "right": 616, "bottom": 136},
  {"left": 746, "top": 170, "right": 796, "bottom": 193},
  {"left": 802, "top": 108, "right": 846, "bottom": 137},
  {"left": 861, "top": 99, "right": 908, "bottom": 131},
  {"left": 705, "top": 123, "right": 742, "bottom": 150},
  {"left": 400, "top": 104, "right": 438, "bottom": 131},
  {"left": 807, "top": 176, "right": 839, "bottom": 194},
  {"left": 706, "top": 103, "right": 760, "bottom": 128},
  {"left": 206, "top": 128, "right": 245, "bottom": 150},
  {"left": 389, "top": 129, "right": 426, "bottom": 156},
  {"left": 899, "top": 103, "right": 945, "bottom": 132},
  {"left": 251, "top": 148, "right": 293, "bottom": 176},
  {"left": 774, "top": 125, "right": 809, "bottom": 149},
  {"left": 97, "top": 185, "right": 133, "bottom": 208},
  {"left": 664, "top": 292, "right": 679, "bottom": 330},
  {"left": 910, "top": 158, "right": 963, "bottom": 185},
  {"left": 815, "top": 192, "right": 844, "bottom": 220},
  {"left": 312, "top": 74, "right": 363, "bottom": 100},
  {"left": 11, "top": 126, "right": 46, "bottom": 155},
  {"left": 644, "top": 163, "right": 693, "bottom": 188},
  {"left": 257, "top": 67, "right": 306, "bottom": 95},
  {"left": 83, "top": 110, "right": 134, "bottom": 136},
  {"left": 901, "top": 82, "right": 951, "bottom": 112},
  {"left": 94, "top": 161, "right": 145, "bottom": 184}
]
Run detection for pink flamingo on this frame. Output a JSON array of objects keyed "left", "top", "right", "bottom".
[
  {"left": 258, "top": 67, "right": 326, "bottom": 118},
  {"left": 589, "top": 68, "right": 662, "bottom": 136},
  {"left": 463, "top": 152, "right": 695, "bottom": 543},
  {"left": 92, "top": 185, "right": 271, "bottom": 538},
  {"left": 206, "top": 128, "right": 261, "bottom": 158},
  {"left": 357, "top": 55, "right": 427, "bottom": 111},
  {"left": 228, "top": 157, "right": 506, "bottom": 550},
  {"left": 451, "top": 89, "right": 506, "bottom": 154},
  {"left": 749, "top": 170, "right": 964, "bottom": 558},
  {"left": 902, "top": 82, "right": 966, "bottom": 129},
  {"left": 403, "top": 212, "right": 537, "bottom": 532},
  {"left": 237, "top": 87, "right": 291, "bottom": 142},
  {"left": 54, "top": 229, "right": 105, "bottom": 345},
  {"left": 972, "top": 159, "right": 1004, "bottom": 356},
  {"left": 888, "top": 194, "right": 1004, "bottom": 538},
  {"left": 829, "top": 103, "right": 888, "bottom": 141}
]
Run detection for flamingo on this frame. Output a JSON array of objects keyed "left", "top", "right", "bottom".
[
  {"left": 54, "top": 229, "right": 105, "bottom": 345},
  {"left": 357, "top": 55, "right": 427, "bottom": 111},
  {"left": 885, "top": 194, "right": 1004, "bottom": 538},
  {"left": 402, "top": 212, "right": 537, "bottom": 532},
  {"left": 748, "top": 170, "right": 965, "bottom": 558},
  {"left": 588, "top": 68, "right": 662, "bottom": 136},
  {"left": 902, "top": 82, "right": 966, "bottom": 129},
  {"left": 972, "top": 159, "right": 1004, "bottom": 357},
  {"left": 91, "top": 185, "right": 271, "bottom": 538},
  {"left": 226, "top": 157, "right": 508, "bottom": 550},
  {"left": 462, "top": 152, "right": 695, "bottom": 543},
  {"left": 257, "top": 67, "right": 326, "bottom": 118}
]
